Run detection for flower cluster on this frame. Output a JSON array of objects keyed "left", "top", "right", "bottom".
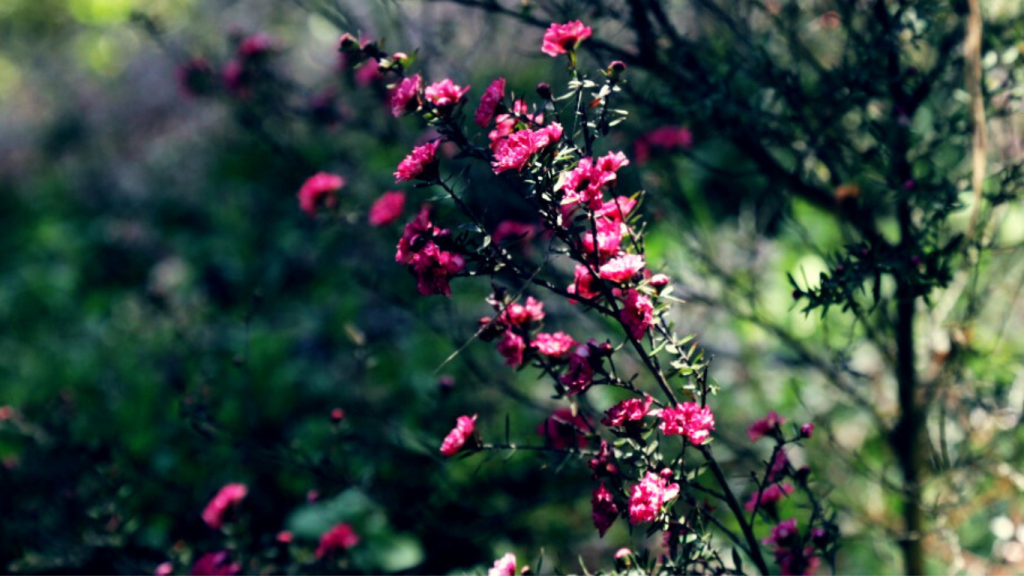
[
  {"left": 395, "top": 206, "right": 465, "bottom": 296},
  {"left": 762, "top": 519, "right": 821, "bottom": 575},
  {"left": 658, "top": 401, "right": 715, "bottom": 445},
  {"left": 628, "top": 471, "right": 680, "bottom": 524},
  {"left": 201, "top": 483, "right": 248, "bottom": 530},
  {"left": 591, "top": 482, "right": 619, "bottom": 536}
]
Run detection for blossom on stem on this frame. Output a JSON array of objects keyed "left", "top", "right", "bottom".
[
  {"left": 491, "top": 123, "right": 563, "bottom": 173},
  {"left": 488, "top": 553, "right": 517, "bottom": 576},
  {"left": 744, "top": 483, "right": 795, "bottom": 512},
  {"left": 298, "top": 172, "right": 345, "bottom": 217},
  {"left": 496, "top": 330, "right": 526, "bottom": 367},
  {"left": 658, "top": 402, "right": 715, "bottom": 445},
  {"left": 628, "top": 471, "right": 680, "bottom": 524},
  {"left": 201, "top": 483, "right": 248, "bottom": 529},
  {"left": 191, "top": 551, "right": 240, "bottom": 576},
  {"left": 567, "top": 265, "right": 601, "bottom": 301},
  {"left": 559, "top": 349, "right": 594, "bottom": 395},
  {"left": 599, "top": 254, "right": 645, "bottom": 284},
  {"left": 475, "top": 78, "right": 506, "bottom": 127},
  {"left": 424, "top": 78, "right": 471, "bottom": 109},
  {"left": 532, "top": 332, "right": 577, "bottom": 359},
  {"left": 591, "top": 482, "right": 619, "bottom": 537},
  {"left": 620, "top": 289, "right": 653, "bottom": 340},
  {"left": 395, "top": 140, "right": 441, "bottom": 182},
  {"left": 541, "top": 21, "right": 593, "bottom": 57},
  {"left": 588, "top": 439, "right": 618, "bottom": 476},
  {"left": 748, "top": 410, "right": 786, "bottom": 442},
  {"left": 602, "top": 395, "right": 654, "bottom": 427},
  {"left": 440, "top": 414, "right": 478, "bottom": 457},
  {"left": 389, "top": 74, "right": 422, "bottom": 117},
  {"left": 315, "top": 523, "right": 360, "bottom": 558},
  {"left": 537, "top": 408, "right": 589, "bottom": 449},
  {"left": 368, "top": 191, "right": 406, "bottom": 226}
]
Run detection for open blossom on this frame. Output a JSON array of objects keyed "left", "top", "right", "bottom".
[
  {"left": 440, "top": 414, "right": 478, "bottom": 457},
  {"left": 491, "top": 123, "right": 563, "bottom": 173},
  {"left": 541, "top": 20, "right": 593, "bottom": 57},
  {"left": 315, "top": 523, "right": 359, "bottom": 558},
  {"left": 538, "top": 408, "right": 589, "bottom": 449},
  {"left": 599, "top": 254, "right": 645, "bottom": 283},
  {"left": 562, "top": 157, "right": 618, "bottom": 209},
  {"left": 500, "top": 296, "right": 545, "bottom": 326},
  {"left": 580, "top": 218, "right": 624, "bottom": 263},
  {"left": 395, "top": 140, "right": 441, "bottom": 182},
  {"left": 602, "top": 394, "right": 654, "bottom": 427},
  {"left": 745, "top": 483, "right": 795, "bottom": 512},
  {"left": 488, "top": 553, "right": 517, "bottom": 576},
  {"left": 424, "top": 78, "right": 471, "bottom": 108},
  {"left": 567, "top": 265, "right": 601, "bottom": 301},
  {"left": 629, "top": 471, "right": 680, "bottom": 524},
  {"left": 559, "top": 349, "right": 594, "bottom": 395},
  {"left": 298, "top": 172, "right": 345, "bottom": 216},
  {"left": 368, "top": 191, "right": 406, "bottom": 226},
  {"left": 475, "top": 78, "right": 506, "bottom": 127},
  {"left": 748, "top": 410, "right": 786, "bottom": 441},
  {"left": 395, "top": 206, "right": 464, "bottom": 296},
  {"left": 594, "top": 196, "right": 637, "bottom": 224},
  {"left": 658, "top": 401, "right": 715, "bottom": 444},
  {"left": 620, "top": 289, "right": 653, "bottom": 340},
  {"left": 202, "top": 483, "right": 248, "bottom": 529},
  {"left": 532, "top": 332, "right": 576, "bottom": 358},
  {"left": 389, "top": 74, "right": 422, "bottom": 117},
  {"left": 489, "top": 100, "right": 543, "bottom": 150},
  {"left": 190, "top": 551, "right": 240, "bottom": 576},
  {"left": 591, "top": 482, "right": 619, "bottom": 537},
  {"left": 496, "top": 330, "right": 526, "bottom": 367}
]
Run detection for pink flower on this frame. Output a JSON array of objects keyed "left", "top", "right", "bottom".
[
  {"left": 591, "top": 482, "right": 619, "bottom": 537},
  {"left": 594, "top": 196, "right": 637, "bottom": 224},
  {"left": 658, "top": 401, "right": 715, "bottom": 445},
  {"left": 744, "top": 483, "right": 795, "bottom": 512},
  {"left": 475, "top": 78, "right": 506, "bottom": 127},
  {"left": 763, "top": 518, "right": 800, "bottom": 547},
  {"left": 649, "top": 273, "right": 670, "bottom": 289},
  {"left": 800, "top": 422, "right": 815, "bottom": 439},
  {"left": 628, "top": 471, "right": 680, "bottom": 524},
  {"left": 588, "top": 440, "right": 618, "bottom": 476},
  {"left": 353, "top": 62, "right": 382, "bottom": 87},
  {"left": 396, "top": 206, "right": 437, "bottom": 265},
  {"left": 562, "top": 157, "right": 618, "bottom": 209},
  {"left": 488, "top": 553, "right": 517, "bottom": 576},
  {"left": 532, "top": 332, "right": 577, "bottom": 358},
  {"left": 390, "top": 74, "right": 422, "bottom": 117},
  {"left": 190, "top": 551, "right": 240, "bottom": 576},
  {"left": 769, "top": 450, "right": 789, "bottom": 482},
  {"left": 368, "top": 191, "right": 406, "bottom": 226},
  {"left": 276, "top": 530, "right": 293, "bottom": 543},
  {"left": 491, "top": 123, "right": 563, "bottom": 173},
  {"left": 155, "top": 562, "right": 173, "bottom": 576},
  {"left": 201, "top": 483, "right": 248, "bottom": 529},
  {"left": 597, "top": 150, "right": 630, "bottom": 173},
  {"left": 620, "top": 289, "right": 653, "bottom": 340},
  {"left": 424, "top": 78, "right": 471, "bottom": 109},
  {"left": 500, "top": 296, "right": 545, "bottom": 326},
  {"left": 635, "top": 126, "right": 693, "bottom": 164},
  {"left": 315, "top": 523, "right": 360, "bottom": 558},
  {"left": 599, "top": 254, "right": 645, "bottom": 283},
  {"left": 559, "top": 349, "right": 594, "bottom": 395},
  {"left": 748, "top": 411, "right": 786, "bottom": 442},
  {"left": 492, "top": 221, "right": 539, "bottom": 248},
  {"left": 395, "top": 140, "right": 441, "bottom": 182},
  {"left": 222, "top": 60, "right": 247, "bottom": 95},
  {"left": 580, "top": 218, "right": 624, "bottom": 263},
  {"left": 567, "top": 265, "right": 601, "bottom": 301},
  {"left": 541, "top": 20, "right": 593, "bottom": 57},
  {"left": 440, "top": 414, "right": 478, "bottom": 457},
  {"left": 297, "top": 172, "right": 345, "bottom": 217},
  {"left": 488, "top": 101, "right": 544, "bottom": 150},
  {"left": 237, "top": 33, "right": 273, "bottom": 59},
  {"left": 776, "top": 548, "right": 821, "bottom": 576},
  {"left": 614, "top": 548, "right": 632, "bottom": 560},
  {"left": 537, "top": 408, "right": 589, "bottom": 449},
  {"left": 496, "top": 330, "right": 526, "bottom": 367},
  {"left": 602, "top": 395, "right": 653, "bottom": 427},
  {"left": 409, "top": 243, "right": 465, "bottom": 296}
]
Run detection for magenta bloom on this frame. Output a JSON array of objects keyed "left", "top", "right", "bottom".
[
  {"left": 488, "top": 553, "right": 517, "bottom": 576},
  {"left": 562, "top": 157, "right": 618, "bottom": 209},
  {"left": 745, "top": 483, "right": 795, "bottom": 512},
  {"left": 537, "top": 408, "right": 589, "bottom": 449},
  {"left": 297, "top": 172, "right": 345, "bottom": 217},
  {"left": 491, "top": 123, "right": 563, "bottom": 173},
  {"left": 591, "top": 482, "right": 619, "bottom": 537},
  {"left": 368, "top": 191, "right": 406, "bottom": 226},
  {"left": 237, "top": 33, "right": 274, "bottom": 58},
  {"left": 748, "top": 410, "right": 786, "bottom": 442},
  {"left": 475, "top": 78, "right": 506, "bottom": 127},
  {"left": 440, "top": 414, "right": 478, "bottom": 457},
  {"left": 588, "top": 440, "right": 618, "bottom": 476},
  {"left": 201, "top": 483, "right": 248, "bottom": 529},
  {"left": 581, "top": 218, "right": 624, "bottom": 263},
  {"left": 764, "top": 518, "right": 800, "bottom": 547},
  {"left": 395, "top": 206, "right": 464, "bottom": 296},
  {"left": 390, "top": 74, "right": 422, "bottom": 117},
  {"left": 496, "top": 330, "right": 526, "bottom": 367},
  {"left": 567, "top": 265, "right": 601, "bottom": 301},
  {"left": 500, "top": 296, "right": 545, "bottom": 326},
  {"left": 599, "top": 254, "right": 645, "bottom": 284},
  {"left": 602, "top": 395, "right": 654, "bottom": 427},
  {"left": 532, "top": 332, "right": 577, "bottom": 359},
  {"left": 650, "top": 273, "right": 670, "bottom": 288},
  {"left": 395, "top": 140, "right": 441, "bottom": 182},
  {"left": 542, "top": 20, "right": 593, "bottom": 57},
  {"left": 620, "top": 289, "right": 654, "bottom": 340},
  {"left": 315, "top": 523, "right": 360, "bottom": 558},
  {"left": 559, "top": 350, "right": 594, "bottom": 395},
  {"left": 658, "top": 401, "right": 715, "bottom": 445},
  {"left": 769, "top": 450, "right": 789, "bottom": 482},
  {"left": 628, "top": 471, "right": 680, "bottom": 524},
  {"left": 594, "top": 196, "right": 637, "bottom": 224},
  {"left": 800, "top": 422, "right": 815, "bottom": 439},
  {"left": 155, "top": 562, "right": 173, "bottom": 576},
  {"left": 190, "top": 551, "right": 240, "bottom": 576},
  {"left": 424, "top": 78, "right": 471, "bottom": 109},
  {"left": 635, "top": 126, "right": 693, "bottom": 164},
  {"left": 492, "top": 220, "right": 538, "bottom": 246}
]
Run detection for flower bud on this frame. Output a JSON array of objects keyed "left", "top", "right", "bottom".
[
  {"left": 650, "top": 273, "right": 670, "bottom": 289},
  {"left": 337, "top": 33, "right": 360, "bottom": 52},
  {"left": 330, "top": 408, "right": 345, "bottom": 422},
  {"left": 800, "top": 422, "right": 814, "bottom": 439},
  {"left": 536, "top": 82, "right": 552, "bottom": 100}
]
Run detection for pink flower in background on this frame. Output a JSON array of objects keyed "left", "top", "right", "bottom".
[
  {"left": 237, "top": 33, "right": 274, "bottom": 58},
  {"left": 602, "top": 395, "right": 653, "bottom": 427},
  {"left": 276, "top": 530, "right": 293, "bottom": 543},
  {"left": 591, "top": 482, "right": 619, "bottom": 537},
  {"left": 649, "top": 273, "right": 670, "bottom": 289},
  {"left": 201, "top": 483, "right": 248, "bottom": 529},
  {"left": 155, "top": 562, "right": 173, "bottom": 576},
  {"left": 599, "top": 254, "right": 645, "bottom": 283},
  {"left": 748, "top": 410, "right": 786, "bottom": 441},
  {"left": 492, "top": 221, "right": 538, "bottom": 246},
  {"left": 488, "top": 553, "right": 517, "bottom": 576},
  {"left": 368, "top": 191, "right": 406, "bottom": 226},
  {"left": 440, "top": 414, "right": 478, "bottom": 457},
  {"left": 395, "top": 140, "right": 441, "bottom": 182},
  {"left": 620, "top": 289, "right": 653, "bottom": 340},
  {"left": 395, "top": 206, "right": 437, "bottom": 264},
  {"left": 614, "top": 548, "right": 632, "bottom": 560},
  {"left": 222, "top": 59, "right": 247, "bottom": 95},
  {"left": 658, "top": 401, "right": 715, "bottom": 445},
  {"left": 537, "top": 408, "right": 589, "bottom": 449},
  {"left": 424, "top": 78, "right": 471, "bottom": 108},
  {"left": 635, "top": 126, "right": 693, "bottom": 164},
  {"left": 496, "top": 330, "right": 526, "bottom": 367},
  {"left": 542, "top": 20, "right": 593, "bottom": 57},
  {"left": 315, "top": 523, "right": 360, "bottom": 558},
  {"left": 763, "top": 518, "right": 800, "bottom": 547},
  {"left": 389, "top": 74, "right": 422, "bottom": 117},
  {"left": 559, "top": 349, "right": 594, "bottom": 395},
  {"left": 297, "top": 172, "right": 345, "bottom": 217},
  {"left": 532, "top": 332, "right": 577, "bottom": 358},
  {"left": 353, "top": 62, "right": 382, "bottom": 87},
  {"left": 745, "top": 483, "right": 795, "bottom": 512},
  {"left": 409, "top": 243, "right": 464, "bottom": 296},
  {"left": 769, "top": 450, "right": 789, "bottom": 481},
  {"left": 800, "top": 422, "right": 815, "bottom": 438},
  {"left": 190, "top": 551, "right": 240, "bottom": 576},
  {"left": 628, "top": 471, "right": 680, "bottom": 524},
  {"left": 475, "top": 78, "right": 506, "bottom": 127}
]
